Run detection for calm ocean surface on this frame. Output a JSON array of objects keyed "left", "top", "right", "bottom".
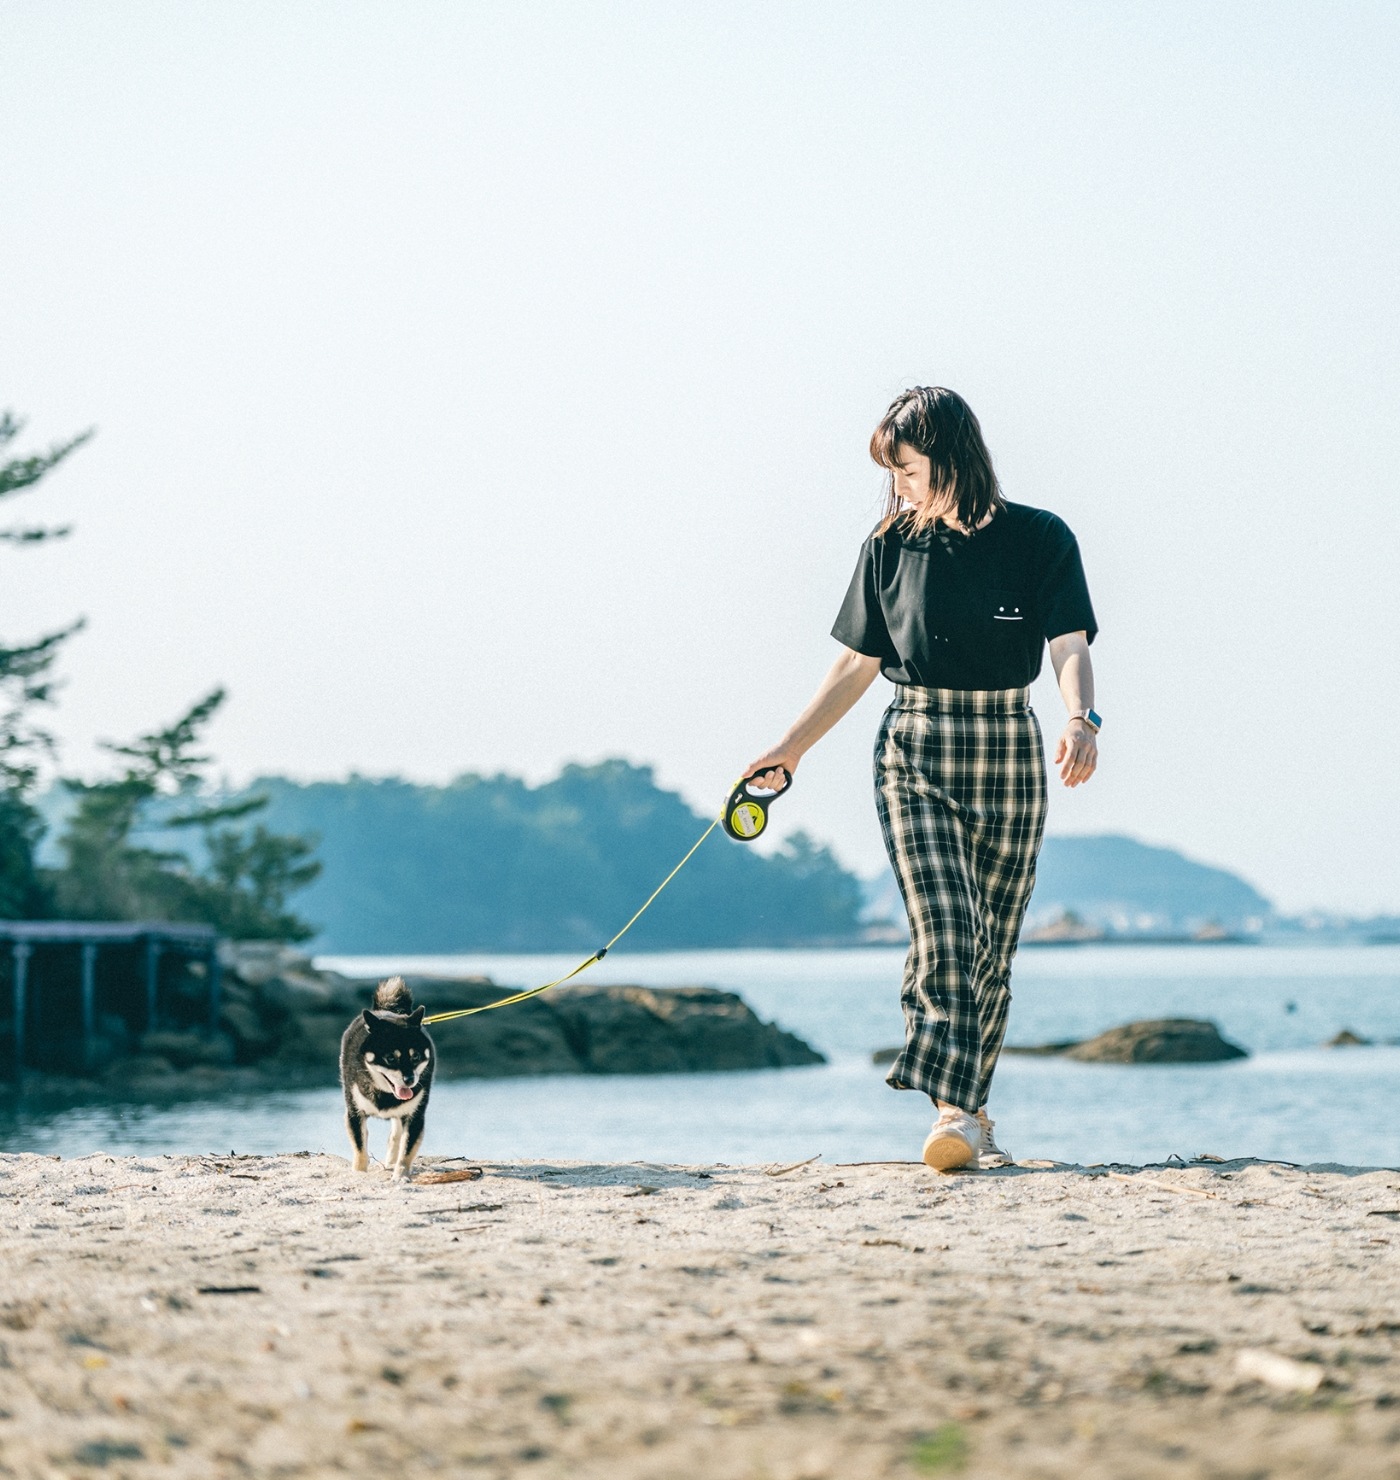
[{"left": 6, "top": 944, "right": 1400, "bottom": 1168}]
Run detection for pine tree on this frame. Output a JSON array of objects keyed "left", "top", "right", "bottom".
[
  {"left": 53, "top": 689, "right": 322, "bottom": 940},
  {"left": 0, "top": 411, "right": 92, "bottom": 917}
]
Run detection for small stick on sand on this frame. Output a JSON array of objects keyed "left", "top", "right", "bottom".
[
  {"left": 415, "top": 1168, "right": 485, "bottom": 1185},
  {"left": 835, "top": 1160, "right": 922, "bottom": 1168},
  {"left": 1105, "top": 1172, "right": 1218, "bottom": 1199},
  {"left": 765, "top": 1155, "right": 822, "bottom": 1177}
]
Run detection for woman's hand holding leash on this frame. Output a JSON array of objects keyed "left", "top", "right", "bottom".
[{"left": 742, "top": 749, "right": 799, "bottom": 795}]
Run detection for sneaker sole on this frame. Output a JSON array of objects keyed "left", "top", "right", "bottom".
[{"left": 922, "top": 1132, "right": 979, "bottom": 1172}]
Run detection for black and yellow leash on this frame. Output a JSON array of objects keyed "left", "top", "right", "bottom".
[{"left": 421, "top": 769, "right": 792, "bottom": 1028}]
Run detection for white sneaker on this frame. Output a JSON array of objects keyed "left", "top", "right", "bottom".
[
  {"left": 977, "top": 1108, "right": 1011, "bottom": 1166},
  {"left": 922, "top": 1107, "right": 982, "bottom": 1171}
]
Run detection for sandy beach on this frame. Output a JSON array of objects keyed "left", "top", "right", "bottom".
[{"left": 3, "top": 1151, "right": 1399, "bottom": 1478}]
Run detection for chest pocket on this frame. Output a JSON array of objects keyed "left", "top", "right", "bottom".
[{"left": 988, "top": 588, "right": 1027, "bottom": 624}]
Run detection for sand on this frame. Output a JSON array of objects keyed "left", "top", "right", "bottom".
[{"left": 3, "top": 1150, "right": 1399, "bottom": 1478}]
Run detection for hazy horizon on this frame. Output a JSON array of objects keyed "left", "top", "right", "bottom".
[{"left": 4, "top": 3, "right": 1398, "bottom": 913}]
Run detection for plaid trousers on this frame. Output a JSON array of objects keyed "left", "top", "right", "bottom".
[{"left": 875, "top": 685, "right": 1047, "bottom": 1113}]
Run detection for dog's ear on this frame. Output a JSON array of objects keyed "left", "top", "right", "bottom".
[
  {"left": 361, "top": 1009, "right": 379, "bottom": 1033},
  {"left": 408, "top": 1005, "right": 426, "bottom": 1026}
]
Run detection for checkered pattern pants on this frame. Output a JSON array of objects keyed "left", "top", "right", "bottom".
[{"left": 876, "top": 685, "right": 1048, "bottom": 1113}]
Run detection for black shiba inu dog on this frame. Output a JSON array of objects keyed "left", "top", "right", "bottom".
[{"left": 340, "top": 977, "right": 435, "bottom": 1179}]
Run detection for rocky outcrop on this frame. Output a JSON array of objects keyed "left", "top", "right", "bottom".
[
  {"left": 70, "top": 945, "right": 823, "bottom": 1097},
  {"left": 550, "top": 984, "right": 822, "bottom": 1074},
  {"left": 1001, "top": 1018, "right": 1249, "bottom": 1063}
]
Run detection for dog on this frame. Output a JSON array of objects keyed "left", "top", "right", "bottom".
[{"left": 340, "top": 976, "right": 435, "bottom": 1179}]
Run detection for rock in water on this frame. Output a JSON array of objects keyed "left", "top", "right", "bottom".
[
  {"left": 68, "top": 950, "right": 825, "bottom": 1097},
  {"left": 1063, "top": 1018, "right": 1248, "bottom": 1063},
  {"left": 998, "top": 1039, "right": 1086, "bottom": 1058},
  {"left": 220, "top": 958, "right": 826, "bottom": 1080},
  {"left": 550, "top": 985, "right": 825, "bottom": 1074},
  {"left": 1325, "top": 1029, "right": 1371, "bottom": 1047}
]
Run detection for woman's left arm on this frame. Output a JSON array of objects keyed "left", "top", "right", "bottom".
[{"left": 1047, "top": 631, "right": 1097, "bottom": 788}]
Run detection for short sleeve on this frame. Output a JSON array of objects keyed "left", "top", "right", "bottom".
[
  {"left": 831, "top": 538, "right": 894, "bottom": 660},
  {"left": 1036, "top": 521, "right": 1098, "bottom": 644}
]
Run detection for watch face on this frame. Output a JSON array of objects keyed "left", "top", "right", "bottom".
[{"left": 1086, "top": 709, "right": 1102, "bottom": 730}]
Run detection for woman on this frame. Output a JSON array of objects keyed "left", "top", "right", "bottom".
[{"left": 746, "top": 386, "right": 1099, "bottom": 1171}]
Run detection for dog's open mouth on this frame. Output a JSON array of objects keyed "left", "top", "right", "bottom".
[{"left": 394, "top": 1085, "right": 417, "bottom": 1101}]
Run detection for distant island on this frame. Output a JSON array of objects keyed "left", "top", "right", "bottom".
[
  {"left": 863, "top": 833, "right": 1277, "bottom": 945},
  {"left": 1029, "top": 834, "right": 1273, "bottom": 935},
  {"left": 240, "top": 770, "right": 1291, "bottom": 953},
  {"left": 34, "top": 759, "right": 1390, "bottom": 953},
  {"left": 242, "top": 762, "right": 864, "bottom": 953}
]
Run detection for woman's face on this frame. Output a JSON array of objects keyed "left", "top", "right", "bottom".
[{"left": 891, "top": 442, "right": 935, "bottom": 509}]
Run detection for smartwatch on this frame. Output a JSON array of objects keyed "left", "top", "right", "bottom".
[{"left": 1070, "top": 708, "right": 1102, "bottom": 732}]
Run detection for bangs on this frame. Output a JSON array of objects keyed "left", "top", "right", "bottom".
[{"left": 868, "top": 416, "right": 908, "bottom": 471}]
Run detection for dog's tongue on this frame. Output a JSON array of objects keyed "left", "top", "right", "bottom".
[{"left": 394, "top": 1085, "right": 416, "bottom": 1101}]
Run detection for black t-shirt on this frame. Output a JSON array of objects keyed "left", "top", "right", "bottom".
[{"left": 831, "top": 501, "right": 1097, "bottom": 689}]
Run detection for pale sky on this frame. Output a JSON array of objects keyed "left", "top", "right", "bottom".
[{"left": 3, "top": 2, "right": 1398, "bottom": 913}]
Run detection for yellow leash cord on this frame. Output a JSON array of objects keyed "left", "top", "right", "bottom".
[{"left": 421, "top": 813, "right": 723, "bottom": 1027}]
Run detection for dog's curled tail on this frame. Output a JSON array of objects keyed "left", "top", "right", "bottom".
[{"left": 373, "top": 975, "right": 414, "bottom": 1014}]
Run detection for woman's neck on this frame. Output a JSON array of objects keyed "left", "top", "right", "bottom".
[{"left": 930, "top": 506, "right": 995, "bottom": 535}]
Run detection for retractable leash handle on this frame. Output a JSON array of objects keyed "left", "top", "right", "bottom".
[{"left": 722, "top": 769, "right": 793, "bottom": 842}]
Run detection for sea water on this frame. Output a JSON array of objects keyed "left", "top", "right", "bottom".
[{"left": 5, "top": 944, "right": 1399, "bottom": 1168}]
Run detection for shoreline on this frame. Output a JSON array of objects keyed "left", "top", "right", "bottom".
[
  {"left": 4, "top": 1152, "right": 1399, "bottom": 1477},
  {"left": 8, "top": 1049, "right": 1400, "bottom": 1172},
  {"left": 320, "top": 936, "right": 1400, "bottom": 964}
]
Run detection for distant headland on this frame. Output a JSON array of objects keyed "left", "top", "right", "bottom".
[
  {"left": 29, "top": 760, "right": 1399, "bottom": 953},
  {"left": 79, "top": 768, "right": 1396, "bottom": 953}
]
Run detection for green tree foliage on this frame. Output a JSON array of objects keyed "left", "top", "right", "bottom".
[
  {"left": 0, "top": 411, "right": 92, "bottom": 917},
  {"left": 52, "top": 689, "right": 321, "bottom": 940},
  {"left": 245, "top": 760, "right": 865, "bottom": 952}
]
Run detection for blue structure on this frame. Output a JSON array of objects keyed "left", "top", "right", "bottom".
[{"left": 0, "top": 921, "right": 221, "bottom": 1079}]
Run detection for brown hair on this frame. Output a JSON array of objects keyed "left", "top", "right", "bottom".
[{"left": 870, "top": 386, "right": 1004, "bottom": 536}]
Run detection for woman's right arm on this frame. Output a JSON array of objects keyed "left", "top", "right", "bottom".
[{"left": 743, "top": 646, "right": 883, "bottom": 790}]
